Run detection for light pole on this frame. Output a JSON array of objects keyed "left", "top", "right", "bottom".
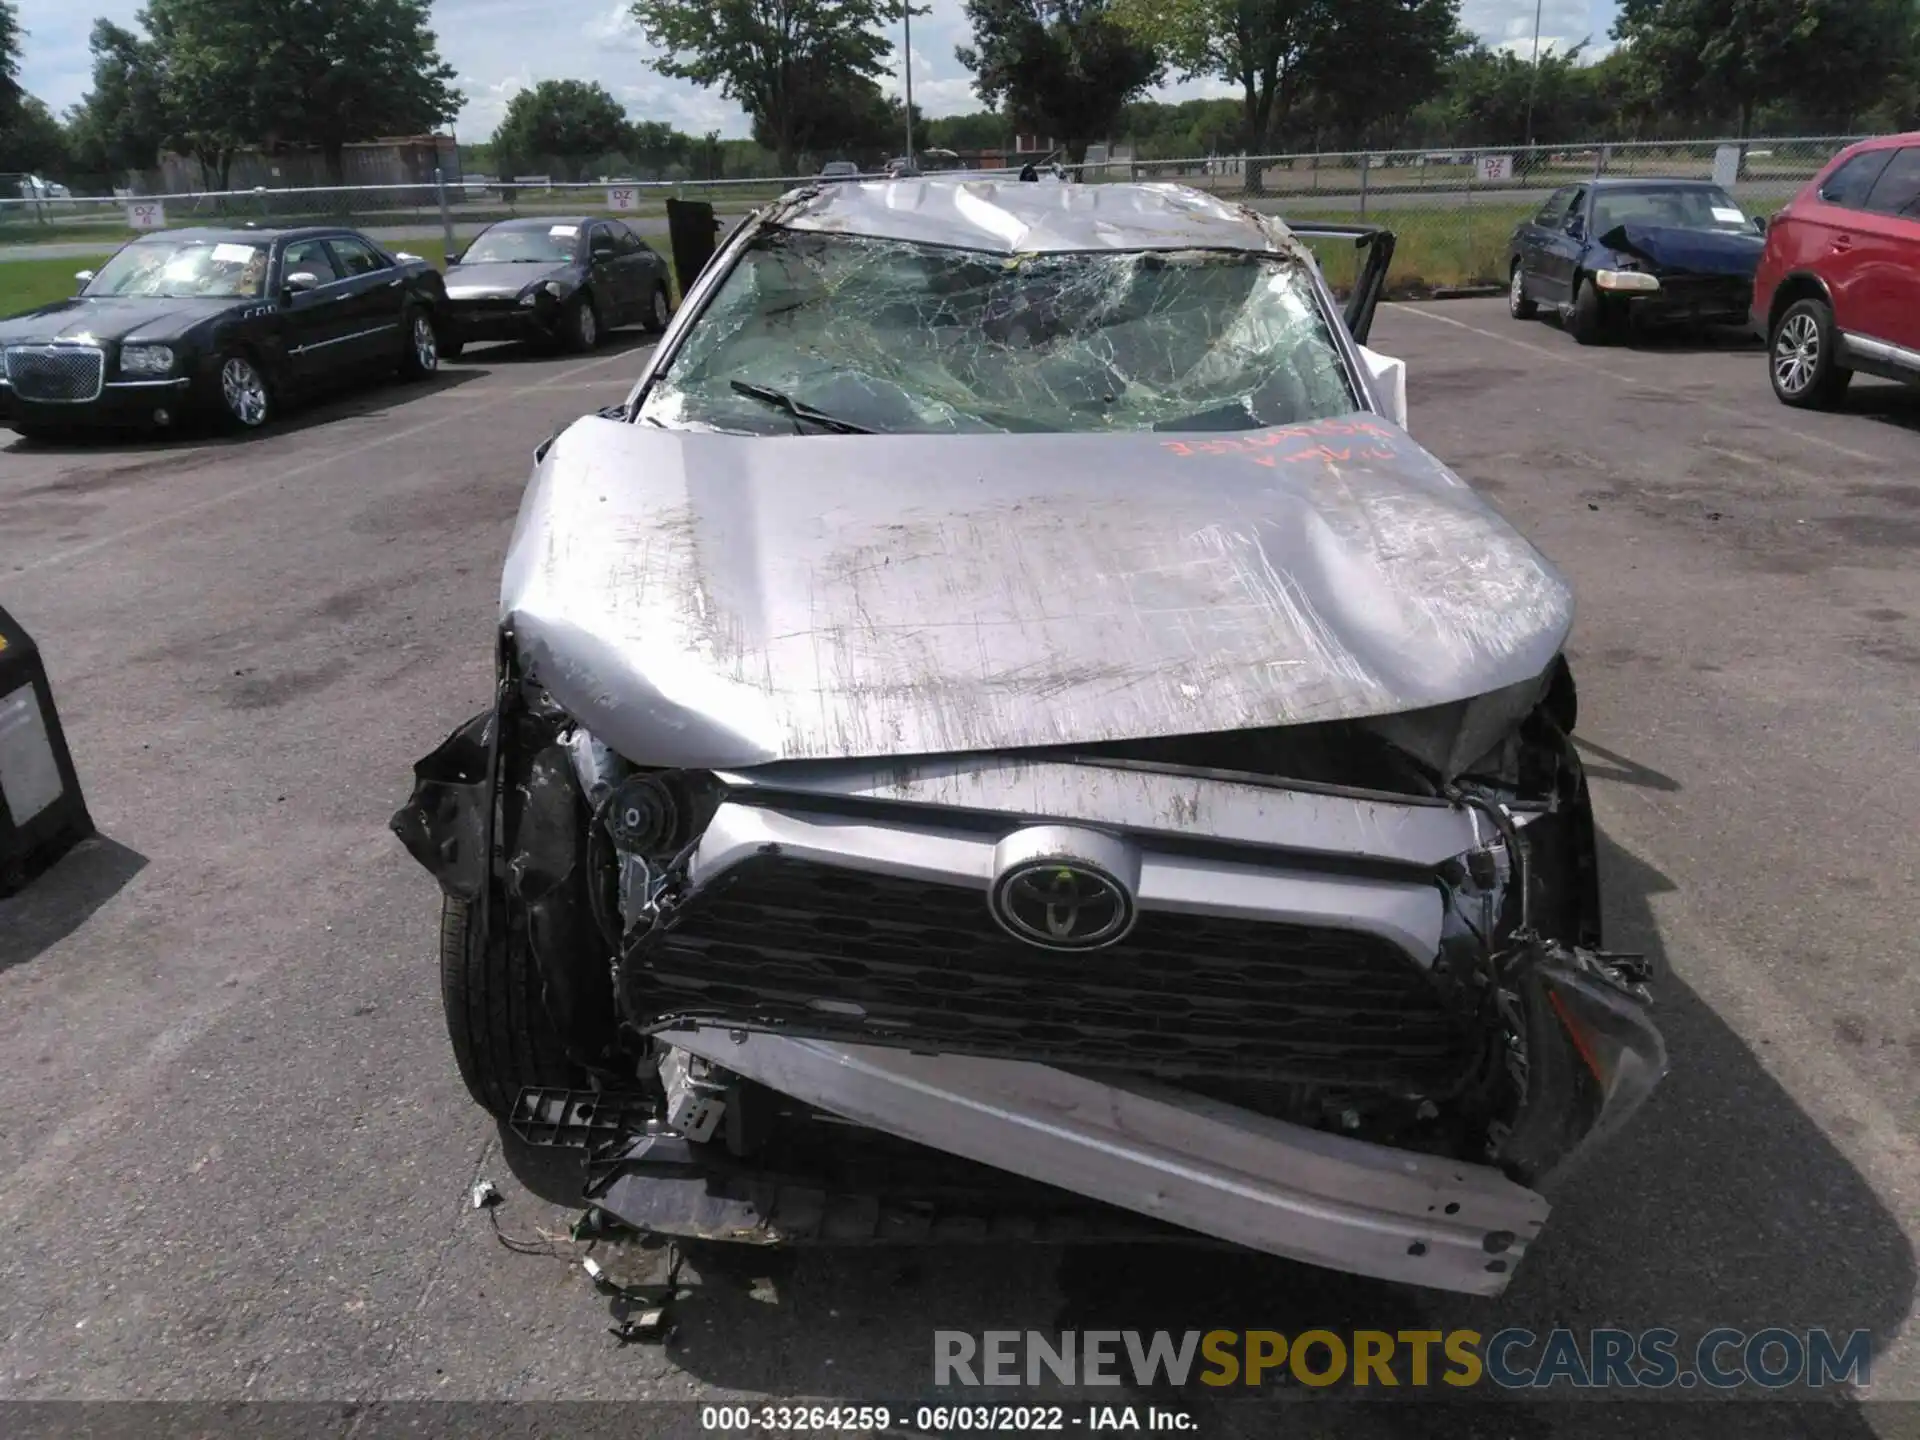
[
  {"left": 1521, "top": 0, "right": 1544, "bottom": 154},
  {"left": 903, "top": 3, "right": 915, "bottom": 164}
]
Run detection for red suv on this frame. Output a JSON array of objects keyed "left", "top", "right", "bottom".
[{"left": 1754, "top": 133, "right": 1920, "bottom": 409}]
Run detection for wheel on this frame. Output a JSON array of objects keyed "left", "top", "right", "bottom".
[
  {"left": 645, "top": 283, "right": 673, "bottom": 334},
  {"left": 564, "top": 292, "right": 600, "bottom": 352},
  {"left": 1508, "top": 260, "right": 1537, "bottom": 320},
  {"left": 438, "top": 895, "right": 584, "bottom": 1118},
  {"left": 1769, "top": 297, "right": 1853, "bottom": 410},
  {"left": 215, "top": 351, "right": 273, "bottom": 431},
  {"left": 440, "top": 338, "right": 465, "bottom": 360},
  {"left": 397, "top": 309, "right": 439, "bottom": 379},
  {"left": 1567, "top": 276, "right": 1611, "bottom": 345}
]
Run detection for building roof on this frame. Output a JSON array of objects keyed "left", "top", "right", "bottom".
[{"left": 772, "top": 178, "right": 1308, "bottom": 257}]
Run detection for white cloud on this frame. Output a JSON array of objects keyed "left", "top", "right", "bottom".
[{"left": 14, "top": 0, "right": 1627, "bottom": 145}]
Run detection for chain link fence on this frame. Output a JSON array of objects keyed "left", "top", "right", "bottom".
[{"left": 0, "top": 134, "right": 1872, "bottom": 303}]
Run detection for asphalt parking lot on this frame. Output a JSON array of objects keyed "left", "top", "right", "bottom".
[{"left": 1, "top": 300, "right": 1917, "bottom": 1435}]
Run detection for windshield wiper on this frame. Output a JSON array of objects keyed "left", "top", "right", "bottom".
[{"left": 729, "top": 380, "right": 875, "bottom": 434}]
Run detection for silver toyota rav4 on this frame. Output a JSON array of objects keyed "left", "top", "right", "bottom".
[{"left": 394, "top": 179, "right": 1667, "bottom": 1297}]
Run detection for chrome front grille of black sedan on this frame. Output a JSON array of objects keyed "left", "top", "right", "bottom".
[{"left": 4, "top": 345, "right": 106, "bottom": 403}]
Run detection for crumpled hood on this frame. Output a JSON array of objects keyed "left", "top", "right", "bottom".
[
  {"left": 500, "top": 415, "right": 1574, "bottom": 770},
  {"left": 1599, "top": 223, "right": 1763, "bottom": 278},
  {"left": 0, "top": 295, "right": 234, "bottom": 344},
  {"left": 444, "top": 261, "right": 573, "bottom": 299}
]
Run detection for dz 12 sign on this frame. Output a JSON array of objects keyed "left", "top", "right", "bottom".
[
  {"left": 126, "top": 200, "right": 167, "bottom": 230},
  {"left": 1476, "top": 155, "right": 1514, "bottom": 183}
]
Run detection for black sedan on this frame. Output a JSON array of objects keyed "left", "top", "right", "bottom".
[
  {"left": 438, "top": 216, "right": 673, "bottom": 357},
  {"left": 0, "top": 225, "right": 447, "bottom": 440},
  {"left": 1506, "top": 178, "right": 1767, "bottom": 344}
]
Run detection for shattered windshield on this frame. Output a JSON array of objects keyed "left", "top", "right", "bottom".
[{"left": 638, "top": 231, "right": 1359, "bottom": 435}]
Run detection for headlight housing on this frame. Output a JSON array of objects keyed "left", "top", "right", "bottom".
[
  {"left": 518, "top": 279, "right": 567, "bottom": 307},
  {"left": 120, "top": 344, "right": 175, "bottom": 374},
  {"left": 1593, "top": 268, "right": 1659, "bottom": 293}
]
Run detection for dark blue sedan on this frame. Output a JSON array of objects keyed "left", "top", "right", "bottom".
[{"left": 1506, "top": 178, "right": 1768, "bottom": 344}]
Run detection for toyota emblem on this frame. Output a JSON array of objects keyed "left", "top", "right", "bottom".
[{"left": 989, "top": 860, "right": 1136, "bottom": 951}]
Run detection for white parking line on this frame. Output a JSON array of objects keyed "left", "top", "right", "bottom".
[
  {"left": 11, "top": 347, "right": 647, "bottom": 578},
  {"left": 1383, "top": 302, "right": 1888, "bottom": 466}
]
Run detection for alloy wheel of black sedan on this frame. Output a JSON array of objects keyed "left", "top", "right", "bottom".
[
  {"left": 649, "top": 286, "right": 673, "bottom": 333},
  {"left": 219, "top": 354, "right": 272, "bottom": 429},
  {"left": 399, "top": 311, "right": 439, "bottom": 379}
]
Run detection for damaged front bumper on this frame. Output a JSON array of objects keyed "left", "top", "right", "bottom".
[
  {"left": 655, "top": 1027, "right": 1549, "bottom": 1296},
  {"left": 398, "top": 665, "right": 1668, "bottom": 1297}
]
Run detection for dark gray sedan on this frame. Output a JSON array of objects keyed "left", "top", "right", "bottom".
[{"left": 439, "top": 216, "right": 674, "bottom": 357}]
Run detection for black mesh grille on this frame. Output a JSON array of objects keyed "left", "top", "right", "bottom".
[
  {"left": 5, "top": 346, "right": 103, "bottom": 402},
  {"left": 626, "top": 855, "right": 1472, "bottom": 1094}
]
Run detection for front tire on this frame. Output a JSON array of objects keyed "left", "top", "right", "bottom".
[
  {"left": 1567, "top": 276, "right": 1611, "bottom": 346},
  {"left": 215, "top": 351, "right": 273, "bottom": 432},
  {"left": 397, "top": 309, "right": 439, "bottom": 380},
  {"left": 645, "top": 283, "right": 673, "bottom": 334},
  {"left": 439, "top": 895, "right": 584, "bottom": 1118},
  {"left": 1508, "top": 261, "right": 1538, "bottom": 320},
  {"left": 1770, "top": 297, "right": 1852, "bottom": 409},
  {"left": 564, "top": 292, "right": 600, "bottom": 353}
]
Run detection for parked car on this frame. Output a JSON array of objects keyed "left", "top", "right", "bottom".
[
  {"left": 1754, "top": 131, "right": 1920, "bottom": 409},
  {"left": 0, "top": 225, "right": 446, "bottom": 441},
  {"left": 818, "top": 161, "right": 862, "bottom": 182},
  {"left": 439, "top": 216, "right": 674, "bottom": 358},
  {"left": 1506, "top": 177, "right": 1766, "bottom": 344},
  {"left": 393, "top": 179, "right": 1665, "bottom": 1298}
]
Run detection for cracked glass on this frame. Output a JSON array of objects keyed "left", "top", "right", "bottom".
[{"left": 638, "top": 231, "right": 1361, "bottom": 435}]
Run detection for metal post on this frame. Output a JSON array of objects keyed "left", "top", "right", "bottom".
[
  {"left": 903, "top": 3, "right": 915, "bottom": 165},
  {"left": 1358, "top": 153, "right": 1370, "bottom": 220},
  {"left": 435, "top": 166, "right": 455, "bottom": 261},
  {"left": 1464, "top": 151, "right": 1474, "bottom": 270},
  {"left": 1522, "top": 0, "right": 1544, "bottom": 152}
]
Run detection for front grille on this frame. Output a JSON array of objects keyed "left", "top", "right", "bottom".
[
  {"left": 1653, "top": 275, "right": 1751, "bottom": 309},
  {"left": 626, "top": 856, "right": 1473, "bottom": 1095},
  {"left": 4, "top": 345, "right": 105, "bottom": 403}
]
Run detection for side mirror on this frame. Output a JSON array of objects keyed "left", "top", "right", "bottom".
[
  {"left": 444, "top": 251, "right": 462, "bottom": 267},
  {"left": 1565, "top": 215, "right": 1586, "bottom": 240},
  {"left": 73, "top": 269, "right": 95, "bottom": 289},
  {"left": 1755, "top": 215, "right": 1771, "bottom": 234},
  {"left": 281, "top": 271, "right": 321, "bottom": 302}
]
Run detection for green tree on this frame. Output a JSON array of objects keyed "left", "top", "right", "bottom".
[
  {"left": 627, "top": 0, "right": 894, "bottom": 176},
  {"left": 493, "top": 80, "right": 632, "bottom": 179},
  {"left": 629, "top": 119, "right": 691, "bottom": 176},
  {"left": 248, "top": 0, "right": 461, "bottom": 185},
  {"left": 2, "top": 95, "right": 69, "bottom": 174},
  {"left": 140, "top": 0, "right": 251, "bottom": 189},
  {"left": 955, "top": 0, "right": 1164, "bottom": 164},
  {"left": 1114, "top": 0, "right": 1458, "bottom": 184},
  {"left": 1293, "top": 0, "right": 1462, "bottom": 150},
  {"left": 923, "top": 109, "right": 1013, "bottom": 151},
  {"left": 1, "top": 0, "right": 21, "bottom": 133},
  {"left": 1613, "top": 0, "right": 1908, "bottom": 137},
  {"left": 65, "top": 19, "right": 174, "bottom": 177}
]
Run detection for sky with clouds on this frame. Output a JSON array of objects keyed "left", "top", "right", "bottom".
[{"left": 12, "top": 0, "right": 1620, "bottom": 142}]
